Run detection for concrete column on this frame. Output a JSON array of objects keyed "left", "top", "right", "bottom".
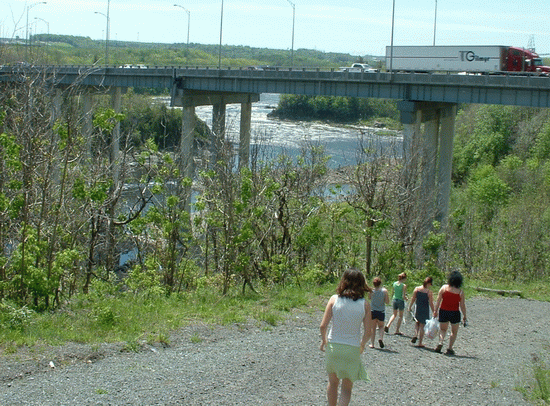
[
  {"left": 435, "top": 104, "right": 457, "bottom": 227},
  {"left": 239, "top": 101, "right": 252, "bottom": 169},
  {"left": 82, "top": 93, "right": 94, "bottom": 161},
  {"left": 397, "top": 101, "right": 422, "bottom": 250},
  {"left": 398, "top": 101, "right": 457, "bottom": 257},
  {"left": 212, "top": 103, "right": 226, "bottom": 164},
  {"left": 180, "top": 105, "right": 196, "bottom": 179},
  {"left": 420, "top": 108, "right": 440, "bottom": 234},
  {"left": 51, "top": 89, "right": 64, "bottom": 185},
  {"left": 110, "top": 87, "right": 122, "bottom": 183},
  {"left": 53, "top": 89, "right": 63, "bottom": 119}
]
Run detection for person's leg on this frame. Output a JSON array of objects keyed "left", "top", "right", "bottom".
[
  {"left": 370, "top": 322, "right": 376, "bottom": 348},
  {"left": 436, "top": 321, "right": 449, "bottom": 352},
  {"left": 395, "top": 309, "right": 404, "bottom": 333},
  {"left": 378, "top": 320, "right": 385, "bottom": 340},
  {"left": 327, "top": 373, "right": 339, "bottom": 406},
  {"left": 411, "top": 321, "right": 419, "bottom": 343},
  {"left": 448, "top": 323, "right": 460, "bottom": 350},
  {"left": 386, "top": 309, "right": 397, "bottom": 330},
  {"left": 339, "top": 378, "right": 354, "bottom": 406}
]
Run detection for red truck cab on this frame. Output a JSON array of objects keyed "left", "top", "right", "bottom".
[{"left": 506, "top": 47, "right": 550, "bottom": 73}]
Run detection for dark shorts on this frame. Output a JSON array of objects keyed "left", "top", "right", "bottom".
[
  {"left": 371, "top": 310, "right": 385, "bottom": 322},
  {"left": 439, "top": 309, "right": 461, "bottom": 324},
  {"left": 393, "top": 299, "right": 405, "bottom": 311}
]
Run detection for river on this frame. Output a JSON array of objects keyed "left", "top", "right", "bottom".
[{"left": 180, "top": 93, "right": 403, "bottom": 168}]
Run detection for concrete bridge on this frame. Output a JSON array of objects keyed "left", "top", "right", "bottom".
[{"left": 2, "top": 64, "right": 550, "bottom": 231}]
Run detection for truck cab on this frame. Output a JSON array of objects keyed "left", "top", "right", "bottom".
[{"left": 506, "top": 47, "right": 550, "bottom": 74}]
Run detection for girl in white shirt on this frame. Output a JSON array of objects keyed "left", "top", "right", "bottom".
[{"left": 320, "top": 269, "right": 372, "bottom": 406}]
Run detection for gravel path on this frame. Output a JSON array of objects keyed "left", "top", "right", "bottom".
[{"left": 0, "top": 297, "right": 548, "bottom": 405}]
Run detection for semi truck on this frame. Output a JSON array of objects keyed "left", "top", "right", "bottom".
[{"left": 385, "top": 45, "right": 550, "bottom": 74}]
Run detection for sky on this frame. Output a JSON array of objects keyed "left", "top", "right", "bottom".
[{"left": 1, "top": 0, "right": 549, "bottom": 58}]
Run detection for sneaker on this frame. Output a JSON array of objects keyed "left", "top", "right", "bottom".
[
  {"left": 384, "top": 326, "right": 389, "bottom": 333},
  {"left": 411, "top": 337, "right": 417, "bottom": 344},
  {"left": 379, "top": 340, "right": 385, "bottom": 349},
  {"left": 446, "top": 348, "right": 455, "bottom": 355},
  {"left": 435, "top": 344, "right": 443, "bottom": 353}
]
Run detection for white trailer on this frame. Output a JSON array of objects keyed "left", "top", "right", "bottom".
[{"left": 385, "top": 45, "right": 507, "bottom": 72}]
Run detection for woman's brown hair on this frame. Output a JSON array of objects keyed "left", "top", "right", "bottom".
[
  {"left": 422, "top": 276, "right": 433, "bottom": 288},
  {"left": 336, "top": 269, "right": 371, "bottom": 300}
]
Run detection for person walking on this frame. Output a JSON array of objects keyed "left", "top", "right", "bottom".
[
  {"left": 369, "top": 277, "right": 390, "bottom": 349},
  {"left": 433, "top": 271, "right": 467, "bottom": 355},
  {"left": 384, "top": 272, "right": 407, "bottom": 335},
  {"left": 408, "top": 276, "right": 435, "bottom": 347},
  {"left": 320, "top": 269, "right": 372, "bottom": 406}
]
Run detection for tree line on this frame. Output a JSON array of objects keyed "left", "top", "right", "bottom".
[{"left": 269, "top": 95, "right": 399, "bottom": 124}]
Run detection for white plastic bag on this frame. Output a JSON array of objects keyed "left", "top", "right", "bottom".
[{"left": 424, "top": 317, "right": 440, "bottom": 340}]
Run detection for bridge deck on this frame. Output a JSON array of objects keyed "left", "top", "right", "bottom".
[{"left": 1, "top": 65, "right": 549, "bottom": 108}]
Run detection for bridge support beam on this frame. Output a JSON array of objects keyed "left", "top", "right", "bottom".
[
  {"left": 81, "top": 93, "right": 94, "bottom": 161},
  {"left": 398, "top": 101, "right": 457, "bottom": 242},
  {"left": 172, "top": 89, "right": 260, "bottom": 170},
  {"left": 239, "top": 101, "right": 252, "bottom": 169}
]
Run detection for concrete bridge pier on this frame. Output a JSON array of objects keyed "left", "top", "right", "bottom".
[
  {"left": 398, "top": 101, "right": 458, "bottom": 240},
  {"left": 81, "top": 93, "right": 94, "bottom": 160},
  {"left": 172, "top": 90, "right": 260, "bottom": 172}
]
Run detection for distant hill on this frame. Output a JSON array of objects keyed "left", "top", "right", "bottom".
[{"left": 2, "top": 33, "right": 381, "bottom": 68}]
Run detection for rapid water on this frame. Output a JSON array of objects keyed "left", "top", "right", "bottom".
[{"left": 192, "top": 93, "right": 403, "bottom": 168}]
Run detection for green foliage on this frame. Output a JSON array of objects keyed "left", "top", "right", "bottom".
[
  {"left": 453, "top": 105, "right": 518, "bottom": 182},
  {"left": 517, "top": 352, "right": 550, "bottom": 403},
  {"left": 0, "top": 301, "right": 34, "bottom": 331},
  {"left": 270, "top": 95, "right": 398, "bottom": 123},
  {"left": 533, "top": 120, "right": 550, "bottom": 160},
  {"left": 126, "top": 260, "right": 166, "bottom": 298},
  {"left": 466, "top": 164, "right": 511, "bottom": 223}
]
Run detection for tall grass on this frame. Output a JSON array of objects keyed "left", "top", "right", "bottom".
[{"left": 0, "top": 281, "right": 331, "bottom": 351}]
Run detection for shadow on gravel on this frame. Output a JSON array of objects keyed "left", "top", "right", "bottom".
[
  {"left": 440, "top": 353, "right": 478, "bottom": 360},
  {"left": 371, "top": 348, "right": 398, "bottom": 354}
]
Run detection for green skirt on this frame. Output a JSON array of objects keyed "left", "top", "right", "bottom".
[{"left": 326, "top": 342, "right": 369, "bottom": 382}]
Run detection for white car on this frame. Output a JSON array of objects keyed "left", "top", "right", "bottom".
[{"left": 339, "top": 63, "right": 378, "bottom": 73}]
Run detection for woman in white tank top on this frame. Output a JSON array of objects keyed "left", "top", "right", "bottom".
[{"left": 320, "top": 269, "right": 372, "bottom": 406}]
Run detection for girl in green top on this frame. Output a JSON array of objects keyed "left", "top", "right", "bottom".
[{"left": 384, "top": 272, "right": 407, "bottom": 335}]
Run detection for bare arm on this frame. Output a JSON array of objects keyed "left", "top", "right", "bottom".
[
  {"left": 459, "top": 290, "right": 467, "bottom": 321},
  {"left": 403, "top": 284, "right": 408, "bottom": 301},
  {"left": 320, "top": 295, "right": 336, "bottom": 351},
  {"left": 408, "top": 287, "right": 418, "bottom": 311},
  {"left": 433, "top": 286, "right": 445, "bottom": 317},
  {"left": 384, "top": 289, "right": 390, "bottom": 304},
  {"left": 428, "top": 290, "right": 435, "bottom": 312},
  {"left": 360, "top": 300, "right": 372, "bottom": 354}
]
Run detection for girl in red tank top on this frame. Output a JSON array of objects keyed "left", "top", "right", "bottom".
[
  {"left": 433, "top": 271, "right": 467, "bottom": 355},
  {"left": 440, "top": 289, "right": 461, "bottom": 311}
]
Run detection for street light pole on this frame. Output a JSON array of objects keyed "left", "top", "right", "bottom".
[
  {"left": 218, "top": 0, "right": 224, "bottom": 69},
  {"left": 389, "top": 0, "right": 395, "bottom": 73},
  {"left": 174, "top": 4, "right": 191, "bottom": 47},
  {"left": 433, "top": 0, "right": 438, "bottom": 46},
  {"left": 106, "top": 0, "right": 111, "bottom": 67},
  {"left": 34, "top": 17, "right": 50, "bottom": 36},
  {"left": 286, "top": 0, "right": 295, "bottom": 68},
  {"left": 95, "top": 2, "right": 111, "bottom": 67},
  {"left": 26, "top": 1, "right": 46, "bottom": 60}
]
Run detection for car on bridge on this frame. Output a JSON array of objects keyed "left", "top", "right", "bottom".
[
  {"left": 339, "top": 63, "right": 378, "bottom": 73},
  {"left": 119, "top": 64, "right": 148, "bottom": 69}
]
